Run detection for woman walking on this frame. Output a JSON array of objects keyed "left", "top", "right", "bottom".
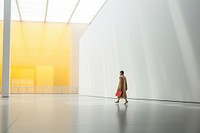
[{"left": 115, "top": 70, "right": 128, "bottom": 104}]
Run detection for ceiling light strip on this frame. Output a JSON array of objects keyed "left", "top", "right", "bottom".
[
  {"left": 67, "top": 0, "right": 80, "bottom": 23},
  {"left": 89, "top": 0, "right": 108, "bottom": 24},
  {"left": 44, "top": 0, "right": 49, "bottom": 22},
  {"left": 15, "top": 0, "right": 22, "bottom": 21}
]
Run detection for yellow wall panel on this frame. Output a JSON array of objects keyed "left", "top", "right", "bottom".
[
  {"left": 0, "top": 22, "right": 3, "bottom": 90},
  {"left": 36, "top": 66, "right": 54, "bottom": 86},
  {"left": 0, "top": 21, "right": 72, "bottom": 93}
]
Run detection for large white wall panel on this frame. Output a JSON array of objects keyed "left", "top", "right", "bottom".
[{"left": 79, "top": 0, "right": 200, "bottom": 102}]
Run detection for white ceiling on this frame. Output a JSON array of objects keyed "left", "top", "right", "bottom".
[{"left": 0, "top": 0, "right": 107, "bottom": 23}]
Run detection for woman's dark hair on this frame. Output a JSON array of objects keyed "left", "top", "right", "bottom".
[{"left": 120, "top": 70, "right": 124, "bottom": 75}]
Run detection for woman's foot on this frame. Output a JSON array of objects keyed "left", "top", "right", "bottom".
[{"left": 124, "top": 101, "right": 128, "bottom": 104}]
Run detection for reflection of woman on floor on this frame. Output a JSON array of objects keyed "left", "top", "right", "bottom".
[
  {"left": 116, "top": 104, "right": 128, "bottom": 133},
  {"left": 115, "top": 71, "right": 128, "bottom": 104}
]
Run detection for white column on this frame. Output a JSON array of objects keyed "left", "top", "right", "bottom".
[{"left": 2, "top": 0, "right": 12, "bottom": 98}]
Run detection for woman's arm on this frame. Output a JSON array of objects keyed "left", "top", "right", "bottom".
[{"left": 118, "top": 77, "right": 123, "bottom": 91}]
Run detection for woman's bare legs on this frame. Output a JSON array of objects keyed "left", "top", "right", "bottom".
[{"left": 124, "top": 98, "right": 128, "bottom": 104}]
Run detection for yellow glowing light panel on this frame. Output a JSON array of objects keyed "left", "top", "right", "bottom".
[{"left": 0, "top": 22, "right": 72, "bottom": 93}]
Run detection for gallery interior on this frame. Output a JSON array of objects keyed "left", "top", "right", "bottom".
[{"left": 0, "top": 0, "right": 200, "bottom": 133}]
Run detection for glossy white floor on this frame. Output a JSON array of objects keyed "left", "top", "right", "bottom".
[{"left": 0, "top": 94, "right": 200, "bottom": 133}]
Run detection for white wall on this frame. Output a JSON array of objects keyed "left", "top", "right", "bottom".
[
  {"left": 70, "top": 24, "right": 88, "bottom": 92},
  {"left": 79, "top": 0, "right": 200, "bottom": 102}
]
